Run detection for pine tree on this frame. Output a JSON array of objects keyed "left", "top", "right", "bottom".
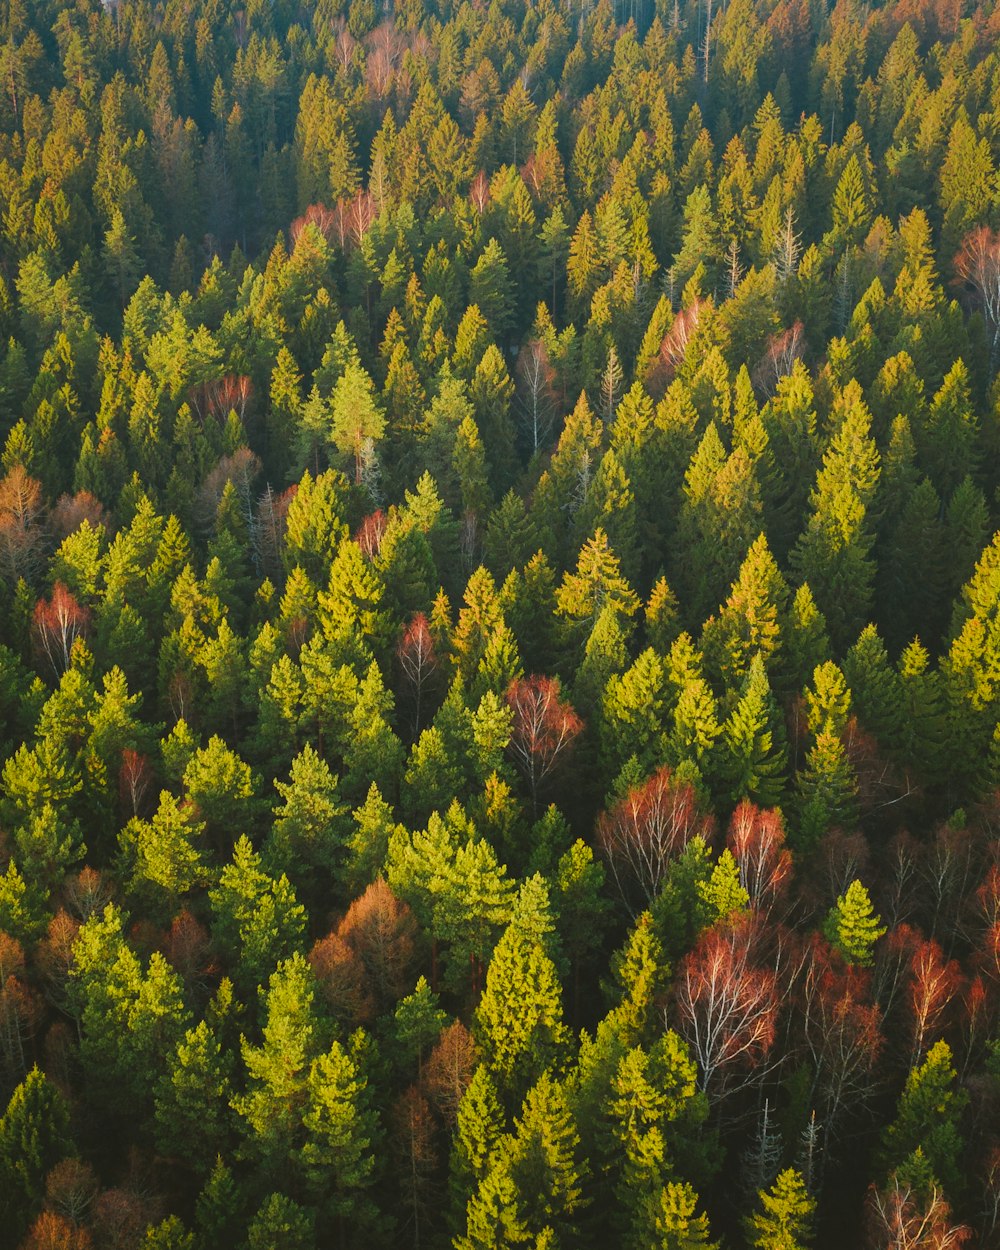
[
  {"left": 822, "top": 880, "right": 885, "bottom": 966},
  {"left": 745, "top": 1168, "right": 815, "bottom": 1250},
  {"left": 719, "top": 654, "right": 788, "bottom": 807},
  {"left": 880, "top": 1041, "right": 968, "bottom": 1197},
  {"left": 475, "top": 889, "right": 570, "bottom": 1102}
]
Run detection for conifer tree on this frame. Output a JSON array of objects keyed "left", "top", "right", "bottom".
[
  {"left": 823, "top": 880, "right": 885, "bottom": 967},
  {"left": 746, "top": 1168, "right": 815, "bottom": 1250}
]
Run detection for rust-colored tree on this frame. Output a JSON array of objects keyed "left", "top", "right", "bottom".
[
  {"left": 907, "top": 937, "right": 963, "bottom": 1066},
  {"left": 311, "top": 879, "right": 419, "bottom": 1025},
  {"left": 0, "top": 465, "right": 45, "bottom": 585},
  {"left": 673, "top": 913, "right": 778, "bottom": 1104},
  {"left": 0, "top": 932, "right": 40, "bottom": 1084},
  {"left": 355, "top": 510, "right": 387, "bottom": 561},
  {"left": 163, "top": 909, "right": 214, "bottom": 987},
  {"left": 505, "top": 675, "right": 583, "bottom": 815},
  {"left": 864, "top": 1170, "right": 972, "bottom": 1249},
  {"left": 397, "top": 613, "right": 441, "bottom": 737},
  {"left": 44, "top": 1157, "right": 99, "bottom": 1228},
  {"left": 797, "top": 934, "right": 883, "bottom": 1144},
  {"left": 338, "top": 879, "right": 419, "bottom": 1012},
  {"left": 50, "top": 492, "right": 106, "bottom": 540},
  {"left": 422, "top": 1019, "right": 477, "bottom": 1125},
  {"left": 726, "top": 801, "right": 793, "bottom": 919},
  {"left": 644, "top": 298, "right": 704, "bottom": 396},
  {"left": 597, "top": 764, "right": 714, "bottom": 912},
  {"left": 752, "top": 321, "right": 806, "bottom": 397},
  {"left": 309, "top": 929, "right": 374, "bottom": 1026},
  {"left": 391, "top": 1085, "right": 439, "bottom": 1250},
  {"left": 469, "top": 170, "right": 490, "bottom": 215},
  {"left": 20, "top": 1212, "right": 93, "bottom": 1250},
  {"left": 31, "top": 582, "right": 90, "bottom": 675},
  {"left": 290, "top": 202, "right": 337, "bottom": 247}
]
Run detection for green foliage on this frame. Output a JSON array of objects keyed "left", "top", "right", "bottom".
[
  {"left": 880, "top": 1041, "right": 969, "bottom": 1197},
  {"left": 0, "top": 1068, "right": 72, "bottom": 1242},
  {"left": 822, "top": 880, "right": 885, "bottom": 966},
  {"left": 745, "top": 1168, "right": 815, "bottom": 1250}
]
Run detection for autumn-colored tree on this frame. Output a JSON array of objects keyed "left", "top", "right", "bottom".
[
  {"left": 505, "top": 675, "right": 583, "bottom": 815},
  {"left": 31, "top": 583, "right": 90, "bottom": 676},
  {"left": 397, "top": 612, "right": 441, "bottom": 737},
  {"left": 598, "top": 766, "right": 715, "bottom": 913}
]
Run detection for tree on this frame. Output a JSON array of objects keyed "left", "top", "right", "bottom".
[
  {"left": 268, "top": 744, "right": 349, "bottom": 886},
  {"left": 505, "top": 675, "right": 583, "bottom": 815},
  {"left": 450, "top": 1065, "right": 507, "bottom": 1225},
  {"left": 154, "top": 1019, "right": 232, "bottom": 1173},
  {"left": 646, "top": 1181, "right": 717, "bottom": 1249},
  {"left": 31, "top": 584, "right": 90, "bottom": 676},
  {"left": 506, "top": 1071, "right": 587, "bottom": 1242},
  {"left": 233, "top": 953, "right": 318, "bottom": 1181},
  {"left": 865, "top": 1158, "right": 972, "bottom": 1250},
  {"left": 210, "top": 836, "right": 307, "bottom": 992},
  {"left": 719, "top": 654, "right": 788, "bottom": 807},
  {"left": 474, "top": 883, "right": 570, "bottom": 1102},
  {"left": 301, "top": 1038, "right": 379, "bottom": 1241},
  {"left": 791, "top": 381, "right": 880, "bottom": 650},
  {"left": 332, "top": 361, "right": 385, "bottom": 485},
  {"left": 746, "top": 1168, "right": 815, "bottom": 1250},
  {"left": 246, "top": 1193, "right": 315, "bottom": 1250},
  {"left": 902, "top": 928, "right": 962, "bottom": 1066},
  {"left": 953, "top": 226, "right": 1000, "bottom": 371},
  {"left": 516, "top": 340, "right": 556, "bottom": 455},
  {"left": 673, "top": 914, "right": 778, "bottom": 1103},
  {"left": 397, "top": 612, "right": 441, "bottom": 737},
  {"left": 725, "top": 802, "right": 792, "bottom": 918},
  {"left": 597, "top": 766, "right": 715, "bottom": 913},
  {"left": 823, "top": 881, "right": 885, "bottom": 967},
  {"left": 0, "top": 1068, "right": 72, "bottom": 1243},
  {"left": 880, "top": 1042, "right": 968, "bottom": 1198}
]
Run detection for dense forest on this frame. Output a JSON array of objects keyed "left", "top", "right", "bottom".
[{"left": 2, "top": 0, "right": 1000, "bottom": 1244}]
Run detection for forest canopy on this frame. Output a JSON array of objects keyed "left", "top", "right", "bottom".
[{"left": 1, "top": 0, "right": 1000, "bottom": 1245}]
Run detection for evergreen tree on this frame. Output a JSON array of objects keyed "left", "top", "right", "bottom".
[
  {"left": 822, "top": 880, "right": 885, "bottom": 967},
  {"left": 745, "top": 1168, "right": 815, "bottom": 1250}
]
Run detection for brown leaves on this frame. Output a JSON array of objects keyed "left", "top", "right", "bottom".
[
  {"left": 310, "top": 880, "right": 419, "bottom": 1026},
  {"left": 0, "top": 465, "right": 45, "bottom": 584},
  {"left": 726, "top": 800, "right": 792, "bottom": 918},
  {"left": 865, "top": 1171, "right": 972, "bottom": 1249}
]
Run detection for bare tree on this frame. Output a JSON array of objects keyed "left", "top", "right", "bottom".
[
  {"left": 865, "top": 1172, "right": 972, "bottom": 1249},
  {"left": 516, "top": 339, "right": 556, "bottom": 454},
  {"left": 954, "top": 226, "right": 1000, "bottom": 371},
  {"left": 505, "top": 674, "right": 583, "bottom": 815},
  {"left": 673, "top": 913, "right": 779, "bottom": 1104},
  {"left": 774, "top": 205, "right": 803, "bottom": 283},
  {"left": 598, "top": 765, "right": 714, "bottom": 912},
  {"left": 32, "top": 582, "right": 91, "bottom": 675}
]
